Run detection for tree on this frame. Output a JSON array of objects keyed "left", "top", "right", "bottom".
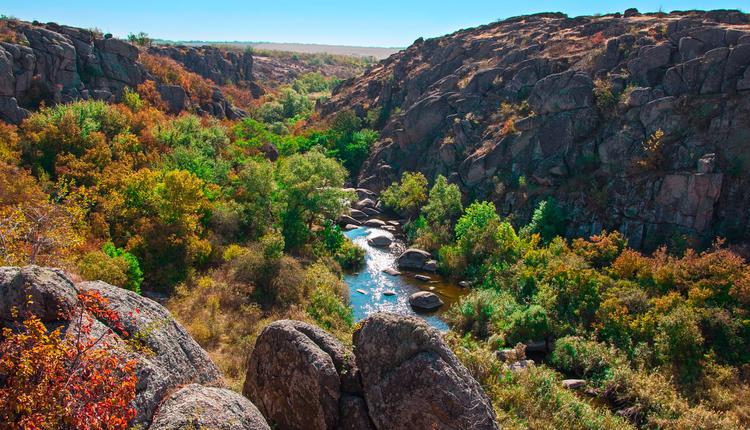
[
  {"left": 277, "top": 149, "right": 351, "bottom": 250},
  {"left": 523, "top": 197, "right": 566, "bottom": 243},
  {"left": 381, "top": 171, "right": 428, "bottom": 218},
  {"left": 231, "top": 158, "right": 280, "bottom": 240},
  {"left": 423, "top": 175, "right": 463, "bottom": 227},
  {"left": 454, "top": 201, "right": 500, "bottom": 242}
]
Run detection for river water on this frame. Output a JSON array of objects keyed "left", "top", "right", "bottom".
[{"left": 343, "top": 225, "right": 466, "bottom": 330}]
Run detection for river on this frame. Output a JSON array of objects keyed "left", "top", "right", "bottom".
[{"left": 343, "top": 224, "right": 466, "bottom": 330}]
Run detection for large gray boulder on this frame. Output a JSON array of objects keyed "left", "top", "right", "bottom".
[
  {"left": 528, "top": 70, "right": 594, "bottom": 114},
  {"left": 0, "top": 266, "right": 77, "bottom": 323},
  {"left": 409, "top": 291, "right": 444, "bottom": 311},
  {"left": 243, "top": 320, "right": 365, "bottom": 430},
  {"left": 0, "top": 266, "right": 252, "bottom": 429},
  {"left": 353, "top": 313, "right": 499, "bottom": 430},
  {"left": 397, "top": 248, "right": 433, "bottom": 271},
  {"left": 77, "top": 281, "right": 222, "bottom": 425},
  {"left": 149, "top": 384, "right": 270, "bottom": 430}
]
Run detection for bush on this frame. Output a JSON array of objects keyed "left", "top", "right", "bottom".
[
  {"left": 505, "top": 305, "right": 551, "bottom": 345},
  {"left": 381, "top": 172, "right": 428, "bottom": 218},
  {"left": 522, "top": 197, "right": 566, "bottom": 243},
  {"left": 593, "top": 78, "right": 618, "bottom": 112},
  {"left": 0, "top": 292, "right": 138, "bottom": 430},
  {"left": 551, "top": 336, "right": 619, "bottom": 381}
]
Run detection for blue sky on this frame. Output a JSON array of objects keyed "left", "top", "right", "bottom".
[{"left": 2, "top": 1, "right": 746, "bottom": 47}]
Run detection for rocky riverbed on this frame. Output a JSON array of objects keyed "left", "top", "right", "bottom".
[{"left": 343, "top": 222, "right": 465, "bottom": 330}]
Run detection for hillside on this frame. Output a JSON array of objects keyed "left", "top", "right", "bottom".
[{"left": 323, "top": 9, "right": 750, "bottom": 250}]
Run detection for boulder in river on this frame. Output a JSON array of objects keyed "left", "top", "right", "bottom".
[
  {"left": 397, "top": 248, "right": 433, "bottom": 271},
  {"left": 414, "top": 274, "right": 432, "bottom": 282},
  {"left": 364, "top": 219, "right": 387, "bottom": 227},
  {"left": 356, "top": 188, "right": 377, "bottom": 199},
  {"left": 423, "top": 259, "right": 438, "bottom": 272},
  {"left": 367, "top": 233, "right": 393, "bottom": 247},
  {"left": 362, "top": 207, "right": 380, "bottom": 216},
  {"left": 349, "top": 209, "right": 368, "bottom": 221},
  {"left": 408, "top": 291, "right": 443, "bottom": 310},
  {"left": 382, "top": 267, "right": 401, "bottom": 276},
  {"left": 353, "top": 198, "right": 376, "bottom": 209},
  {"left": 353, "top": 313, "right": 499, "bottom": 430},
  {"left": 338, "top": 214, "right": 361, "bottom": 226}
]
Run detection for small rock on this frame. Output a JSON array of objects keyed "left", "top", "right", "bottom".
[
  {"left": 367, "top": 233, "right": 393, "bottom": 247},
  {"left": 409, "top": 291, "right": 443, "bottom": 311},
  {"left": 349, "top": 209, "right": 368, "bottom": 221},
  {"left": 382, "top": 225, "right": 397, "bottom": 232},
  {"left": 562, "top": 379, "right": 586, "bottom": 390},
  {"left": 414, "top": 274, "right": 432, "bottom": 282},
  {"left": 382, "top": 268, "right": 401, "bottom": 276},
  {"left": 423, "top": 260, "right": 438, "bottom": 272},
  {"left": 507, "top": 360, "right": 535, "bottom": 372},
  {"left": 353, "top": 198, "right": 376, "bottom": 209},
  {"left": 458, "top": 281, "right": 472, "bottom": 288},
  {"left": 338, "top": 215, "right": 361, "bottom": 226},
  {"left": 362, "top": 207, "right": 380, "bottom": 216},
  {"left": 364, "top": 219, "right": 387, "bottom": 227},
  {"left": 343, "top": 224, "right": 360, "bottom": 231},
  {"left": 356, "top": 289, "right": 368, "bottom": 295},
  {"left": 524, "top": 340, "right": 548, "bottom": 353},
  {"left": 383, "top": 290, "right": 396, "bottom": 296},
  {"left": 387, "top": 220, "right": 400, "bottom": 226}
]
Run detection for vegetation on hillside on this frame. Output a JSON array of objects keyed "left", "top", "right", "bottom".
[
  {"left": 382, "top": 171, "right": 750, "bottom": 429},
  {"left": 0, "top": 69, "right": 370, "bottom": 391}
]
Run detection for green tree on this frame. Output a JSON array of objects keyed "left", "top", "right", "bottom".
[
  {"left": 423, "top": 175, "right": 463, "bottom": 227},
  {"left": 523, "top": 197, "right": 566, "bottom": 243},
  {"left": 277, "top": 149, "right": 351, "bottom": 250},
  {"left": 382, "top": 172, "right": 428, "bottom": 218}
]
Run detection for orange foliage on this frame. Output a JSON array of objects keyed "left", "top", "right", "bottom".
[
  {"left": 590, "top": 31, "right": 606, "bottom": 45},
  {"left": 135, "top": 80, "right": 167, "bottom": 111},
  {"left": 0, "top": 291, "right": 137, "bottom": 430},
  {"left": 572, "top": 230, "right": 627, "bottom": 268},
  {"left": 139, "top": 53, "right": 213, "bottom": 104},
  {"left": 220, "top": 83, "right": 255, "bottom": 110}
]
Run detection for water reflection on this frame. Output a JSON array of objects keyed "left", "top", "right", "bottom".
[{"left": 344, "top": 225, "right": 465, "bottom": 330}]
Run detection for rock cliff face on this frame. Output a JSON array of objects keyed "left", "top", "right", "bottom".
[
  {"left": 244, "top": 314, "right": 498, "bottom": 430},
  {"left": 0, "top": 19, "right": 256, "bottom": 123},
  {"left": 148, "top": 44, "right": 263, "bottom": 97},
  {"left": 0, "top": 266, "right": 270, "bottom": 430},
  {"left": 323, "top": 9, "right": 750, "bottom": 249}
]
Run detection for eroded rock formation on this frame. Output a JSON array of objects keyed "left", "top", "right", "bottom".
[
  {"left": 0, "top": 266, "right": 270, "bottom": 429},
  {"left": 244, "top": 314, "right": 498, "bottom": 430},
  {"left": 323, "top": 9, "right": 750, "bottom": 249},
  {"left": 0, "top": 19, "right": 256, "bottom": 123}
]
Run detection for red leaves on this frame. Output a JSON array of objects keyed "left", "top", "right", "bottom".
[{"left": 0, "top": 291, "right": 137, "bottom": 430}]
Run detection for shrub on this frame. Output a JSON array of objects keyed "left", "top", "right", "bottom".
[
  {"left": 637, "top": 129, "right": 665, "bottom": 170},
  {"left": 593, "top": 78, "right": 618, "bottom": 112},
  {"left": 522, "top": 197, "right": 566, "bottom": 243},
  {"left": 0, "top": 292, "right": 138, "bottom": 429},
  {"left": 572, "top": 230, "right": 627, "bottom": 268},
  {"left": 551, "top": 336, "right": 619, "bottom": 381},
  {"left": 127, "top": 31, "right": 152, "bottom": 46},
  {"left": 505, "top": 305, "right": 551, "bottom": 345},
  {"left": 654, "top": 305, "right": 705, "bottom": 384},
  {"left": 422, "top": 175, "right": 463, "bottom": 229},
  {"left": 381, "top": 172, "right": 428, "bottom": 218},
  {"left": 122, "top": 87, "right": 144, "bottom": 112}
]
